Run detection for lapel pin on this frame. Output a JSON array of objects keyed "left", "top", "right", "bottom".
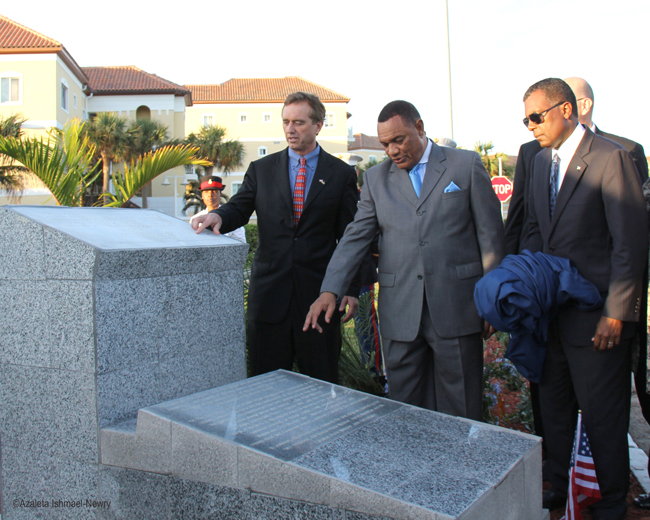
[
  {"left": 319, "top": 179, "right": 325, "bottom": 185},
  {"left": 576, "top": 166, "right": 581, "bottom": 170}
]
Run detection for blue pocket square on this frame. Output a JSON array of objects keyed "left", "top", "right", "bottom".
[{"left": 444, "top": 181, "right": 461, "bottom": 193}]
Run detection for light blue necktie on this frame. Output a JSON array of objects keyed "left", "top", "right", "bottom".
[{"left": 409, "top": 163, "right": 423, "bottom": 198}]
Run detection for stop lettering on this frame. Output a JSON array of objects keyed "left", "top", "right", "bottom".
[{"left": 491, "top": 176, "right": 513, "bottom": 203}]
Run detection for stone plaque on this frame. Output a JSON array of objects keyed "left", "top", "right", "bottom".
[{"left": 148, "top": 370, "right": 401, "bottom": 461}]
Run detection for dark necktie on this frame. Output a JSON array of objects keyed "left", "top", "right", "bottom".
[
  {"left": 293, "top": 157, "right": 307, "bottom": 226},
  {"left": 549, "top": 153, "right": 560, "bottom": 217}
]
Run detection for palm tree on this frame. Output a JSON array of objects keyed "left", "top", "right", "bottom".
[
  {"left": 123, "top": 119, "right": 169, "bottom": 208},
  {"left": 186, "top": 124, "right": 244, "bottom": 175},
  {"left": 0, "top": 113, "right": 30, "bottom": 196},
  {"left": 83, "top": 112, "right": 128, "bottom": 204},
  {"left": 0, "top": 118, "right": 100, "bottom": 207},
  {"left": 474, "top": 141, "right": 514, "bottom": 179}
]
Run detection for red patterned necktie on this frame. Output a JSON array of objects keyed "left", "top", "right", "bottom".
[{"left": 293, "top": 157, "right": 307, "bottom": 226}]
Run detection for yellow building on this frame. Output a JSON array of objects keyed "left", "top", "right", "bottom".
[{"left": 185, "top": 77, "right": 351, "bottom": 198}]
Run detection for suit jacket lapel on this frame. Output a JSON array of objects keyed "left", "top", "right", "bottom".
[
  {"left": 536, "top": 149, "right": 553, "bottom": 227},
  {"left": 389, "top": 162, "right": 419, "bottom": 206},
  {"left": 303, "top": 148, "right": 334, "bottom": 212},
  {"left": 417, "top": 142, "right": 446, "bottom": 208},
  {"left": 549, "top": 132, "right": 590, "bottom": 233}
]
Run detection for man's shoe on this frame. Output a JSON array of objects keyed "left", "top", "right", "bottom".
[
  {"left": 634, "top": 493, "right": 650, "bottom": 509},
  {"left": 542, "top": 488, "right": 567, "bottom": 510}
]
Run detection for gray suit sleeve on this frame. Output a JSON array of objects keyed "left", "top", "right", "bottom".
[
  {"left": 469, "top": 153, "right": 506, "bottom": 274},
  {"left": 320, "top": 175, "right": 380, "bottom": 297}
]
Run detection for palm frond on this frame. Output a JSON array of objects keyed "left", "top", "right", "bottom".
[
  {"left": 102, "top": 144, "right": 211, "bottom": 207},
  {"left": 0, "top": 119, "right": 100, "bottom": 206}
]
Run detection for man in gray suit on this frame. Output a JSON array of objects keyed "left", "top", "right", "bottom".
[{"left": 304, "top": 100, "right": 505, "bottom": 420}]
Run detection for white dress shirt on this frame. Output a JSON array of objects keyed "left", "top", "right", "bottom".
[{"left": 552, "top": 123, "right": 586, "bottom": 191}]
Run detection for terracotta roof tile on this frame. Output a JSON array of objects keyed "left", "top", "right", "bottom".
[
  {"left": 349, "top": 133, "right": 383, "bottom": 151},
  {"left": 82, "top": 66, "right": 190, "bottom": 97},
  {"left": 186, "top": 77, "right": 349, "bottom": 104},
  {"left": 0, "top": 14, "right": 61, "bottom": 50}
]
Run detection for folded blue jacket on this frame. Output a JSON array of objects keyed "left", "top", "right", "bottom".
[{"left": 473, "top": 250, "right": 603, "bottom": 383}]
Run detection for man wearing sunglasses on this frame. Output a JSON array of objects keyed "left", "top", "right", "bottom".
[{"left": 522, "top": 78, "right": 648, "bottom": 520}]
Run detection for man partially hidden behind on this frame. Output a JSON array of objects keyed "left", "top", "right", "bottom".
[
  {"left": 191, "top": 92, "right": 360, "bottom": 384},
  {"left": 189, "top": 176, "right": 246, "bottom": 243},
  {"left": 304, "top": 100, "right": 505, "bottom": 420},
  {"left": 522, "top": 78, "right": 648, "bottom": 520}
]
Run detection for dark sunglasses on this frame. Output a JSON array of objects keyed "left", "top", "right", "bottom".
[{"left": 523, "top": 101, "right": 566, "bottom": 128}]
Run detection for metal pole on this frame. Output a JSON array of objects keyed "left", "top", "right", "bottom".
[{"left": 445, "top": 0, "right": 454, "bottom": 140}]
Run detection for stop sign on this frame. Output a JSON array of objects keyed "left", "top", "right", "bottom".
[{"left": 491, "top": 176, "right": 513, "bottom": 203}]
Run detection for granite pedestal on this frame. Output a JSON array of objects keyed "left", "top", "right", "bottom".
[
  {"left": 100, "top": 370, "right": 545, "bottom": 520},
  {"left": 0, "top": 206, "right": 248, "bottom": 519}
]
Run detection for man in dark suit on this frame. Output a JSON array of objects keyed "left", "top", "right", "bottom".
[
  {"left": 522, "top": 78, "right": 648, "bottom": 520},
  {"left": 191, "top": 92, "right": 360, "bottom": 384},
  {"left": 305, "top": 100, "right": 505, "bottom": 420}
]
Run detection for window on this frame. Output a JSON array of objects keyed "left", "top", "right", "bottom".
[
  {"left": 263, "top": 112, "right": 272, "bottom": 123},
  {"left": 324, "top": 113, "right": 335, "bottom": 127},
  {"left": 61, "top": 79, "right": 69, "bottom": 111},
  {"left": 258, "top": 146, "right": 268, "bottom": 157},
  {"left": 185, "top": 165, "right": 195, "bottom": 176},
  {"left": 368, "top": 155, "right": 377, "bottom": 162},
  {"left": 73, "top": 94, "right": 77, "bottom": 109},
  {"left": 232, "top": 182, "right": 242, "bottom": 195},
  {"left": 82, "top": 109, "right": 88, "bottom": 120},
  {"left": 239, "top": 113, "right": 248, "bottom": 123},
  {"left": 202, "top": 113, "right": 214, "bottom": 127},
  {"left": 1, "top": 73, "right": 21, "bottom": 104}
]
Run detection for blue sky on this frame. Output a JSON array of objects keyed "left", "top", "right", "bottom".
[{"left": 4, "top": 0, "right": 649, "bottom": 155}]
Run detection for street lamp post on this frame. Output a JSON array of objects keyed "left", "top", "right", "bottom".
[{"left": 161, "top": 175, "right": 189, "bottom": 218}]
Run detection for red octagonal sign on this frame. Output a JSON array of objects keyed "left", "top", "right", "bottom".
[{"left": 491, "top": 176, "right": 513, "bottom": 203}]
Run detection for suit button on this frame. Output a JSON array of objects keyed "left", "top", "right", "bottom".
[
  {"left": 419, "top": 241, "right": 425, "bottom": 246},
  {"left": 294, "top": 237, "right": 298, "bottom": 242},
  {"left": 549, "top": 247, "right": 555, "bottom": 252},
  {"left": 417, "top": 210, "right": 423, "bottom": 216},
  {"left": 417, "top": 275, "right": 423, "bottom": 280}
]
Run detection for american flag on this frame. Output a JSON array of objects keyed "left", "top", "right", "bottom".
[{"left": 561, "top": 411, "right": 601, "bottom": 520}]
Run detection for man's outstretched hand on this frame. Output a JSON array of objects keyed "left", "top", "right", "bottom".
[
  {"left": 191, "top": 212, "right": 222, "bottom": 234},
  {"left": 304, "top": 292, "right": 337, "bottom": 333}
]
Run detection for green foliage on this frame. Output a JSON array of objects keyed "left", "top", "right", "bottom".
[
  {"left": 101, "top": 144, "right": 211, "bottom": 207},
  {"left": 186, "top": 125, "right": 245, "bottom": 175},
  {"left": 0, "top": 113, "right": 30, "bottom": 195},
  {"left": 474, "top": 141, "right": 514, "bottom": 180},
  {"left": 0, "top": 113, "right": 25, "bottom": 138},
  {"left": 339, "top": 323, "right": 386, "bottom": 396},
  {"left": 0, "top": 118, "right": 100, "bottom": 206},
  {"left": 123, "top": 119, "right": 168, "bottom": 161},
  {"left": 356, "top": 156, "right": 385, "bottom": 188},
  {"left": 244, "top": 223, "right": 258, "bottom": 271}
]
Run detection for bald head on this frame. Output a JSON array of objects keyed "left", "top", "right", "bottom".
[{"left": 563, "top": 77, "right": 595, "bottom": 127}]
